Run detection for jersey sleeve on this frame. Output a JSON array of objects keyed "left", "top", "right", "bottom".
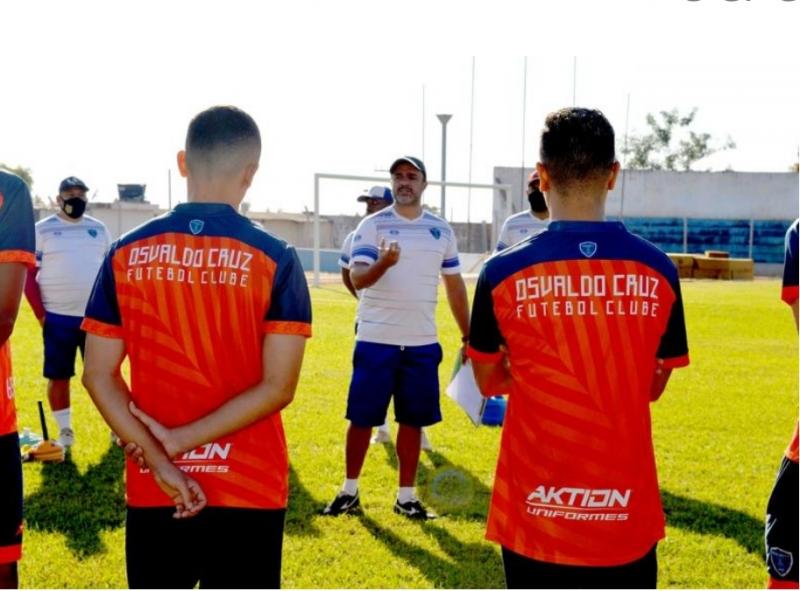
[
  {"left": 338, "top": 232, "right": 354, "bottom": 270},
  {"left": 781, "top": 220, "right": 798, "bottom": 305},
  {"left": 656, "top": 274, "right": 690, "bottom": 368},
  {"left": 467, "top": 269, "right": 505, "bottom": 363},
  {"left": 350, "top": 218, "right": 379, "bottom": 265},
  {"left": 263, "top": 246, "right": 312, "bottom": 337},
  {"left": 441, "top": 224, "right": 461, "bottom": 275},
  {"left": 495, "top": 218, "right": 510, "bottom": 252},
  {"left": 0, "top": 176, "right": 36, "bottom": 267},
  {"left": 81, "top": 247, "right": 124, "bottom": 338}
]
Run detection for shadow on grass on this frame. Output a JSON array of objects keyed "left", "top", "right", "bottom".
[
  {"left": 285, "top": 464, "right": 323, "bottom": 537},
  {"left": 357, "top": 513, "right": 503, "bottom": 588},
  {"left": 24, "top": 445, "right": 125, "bottom": 558},
  {"left": 380, "top": 445, "right": 492, "bottom": 521},
  {"left": 662, "top": 490, "right": 763, "bottom": 556}
]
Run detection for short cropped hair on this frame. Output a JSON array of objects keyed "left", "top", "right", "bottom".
[
  {"left": 185, "top": 106, "right": 261, "bottom": 174},
  {"left": 539, "top": 108, "right": 615, "bottom": 186}
]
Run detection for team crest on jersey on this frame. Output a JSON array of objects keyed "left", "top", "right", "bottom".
[
  {"left": 354, "top": 234, "right": 362, "bottom": 242},
  {"left": 429, "top": 227, "right": 441, "bottom": 240},
  {"left": 88, "top": 229, "right": 98, "bottom": 238},
  {"left": 579, "top": 241, "right": 597, "bottom": 258},
  {"left": 769, "top": 547, "right": 794, "bottom": 577},
  {"left": 389, "top": 229, "right": 399, "bottom": 235},
  {"left": 189, "top": 219, "right": 204, "bottom": 235}
]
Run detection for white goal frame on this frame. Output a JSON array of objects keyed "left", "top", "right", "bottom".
[{"left": 312, "top": 173, "right": 514, "bottom": 287}]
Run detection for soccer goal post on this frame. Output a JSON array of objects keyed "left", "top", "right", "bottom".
[{"left": 312, "top": 173, "right": 514, "bottom": 287}]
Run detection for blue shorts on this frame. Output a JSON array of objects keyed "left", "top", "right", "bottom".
[
  {"left": 43, "top": 312, "right": 85, "bottom": 380},
  {"left": 346, "top": 341, "right": 443, "bottom": 428}
]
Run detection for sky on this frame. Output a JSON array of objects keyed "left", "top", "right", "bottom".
[{"left": 1, "top": 0, "right": 797, "bottom": 223}]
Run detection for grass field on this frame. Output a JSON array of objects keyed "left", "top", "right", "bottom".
[{"left": 9, "top": 278, "right": 798, "bottom": 588}]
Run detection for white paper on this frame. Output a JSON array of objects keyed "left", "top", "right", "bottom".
[{"left": 446, "top": 359, "right": 487, "bottom": 427}]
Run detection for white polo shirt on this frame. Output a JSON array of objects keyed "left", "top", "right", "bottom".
[
  {"left": 338, "top": 230, "right": 355, "bottom": 269},
  {"left": 495, "top": 210, "right": 549, "bottom": 251},
  {"left": 35, "top": 214, "right": 111, "bottom": 317},
  {"left": 350, "top": 206, "right": 461, "bottom": 347}
]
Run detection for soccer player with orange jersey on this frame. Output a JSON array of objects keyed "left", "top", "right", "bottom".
[
  {"left": 0, "top": 169, "right": 36, "bottom": 589},
  {"left": 82, "top": 106, "right": 311, "bottom": 588},
  {"left": 468, "top": 108, "right": 689, "bottom": 589},
  {"left": 764, "top": 219, "right": 798, "bottom": 589}
]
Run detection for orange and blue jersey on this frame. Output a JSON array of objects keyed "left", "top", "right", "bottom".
[
  {"left": 468, "top": 220, "right": 689, "bottom": 567},
  {"left": 82, "top": 202, "right": 312, "bottom": 510},
  {"left": 0, "top": 171, "right": 36, "bottom": 437},
  {"left": 781, "top": 219, "right": 798, "bottom": 463}
]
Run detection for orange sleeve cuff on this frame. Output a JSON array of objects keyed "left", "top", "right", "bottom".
[
  {"left": 263, "top": 321, "right": 312, "bottom": 338},
  {"left": 781, "top": 285, "right": 798, "bottom": 305},
  {"left": 662, "top": 354, "right": 690, "bottom": 369},
  {"left": 0, "top": 250, "right": 35, "bottom": 267},
  {"left": 81, "top": 318, "right": 124, "bottom": 339},
  {"left": 467, "top": 345, "right": 504, "bottom": 364}
]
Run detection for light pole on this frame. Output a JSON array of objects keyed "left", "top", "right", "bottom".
[{"left": 437, "top": 114, "right": 452, "bottom": 219}]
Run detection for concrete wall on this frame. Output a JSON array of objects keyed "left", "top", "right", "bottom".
[{"left": 493, "top": 168, "right": 798, "bottom": 222}]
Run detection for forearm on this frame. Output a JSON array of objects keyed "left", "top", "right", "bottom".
[
  {"left": 444, "top": 276, "right": 470, "bottom": 338},
  {"left": 0, "top": 263, "right": 27, "bottom": 347},
  {"left": 472, "top": 360, "right": 512, "bottom": 396},
  {"left": 24, "top": 269, "right": 45, "bottom": 320},
  {"left": 171, "top": 381, "right": 296, "bottom": 453},
  {"left": 350, "top": 260, "right": 390, "bottom": 290},
  {"left": 341, "top": 268, "right": 358, "bottom": 299},
  {"left": 83, "top": 371, "right": 171, "bottom": 468}
]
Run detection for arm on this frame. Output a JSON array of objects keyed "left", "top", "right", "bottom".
[
  {"left": 131, "top": 333, "right": 306, "bottom": 457},
  {"left": 350, "top": 239, "right": 400, "bottom": 291},
  {"left": 341, "top": 267, "right": 358, "bottom": 299},
  {"left": 0, "top": 263, "right": 27, "bottom": 347},
  {"left": 24, "top": 267, "right": 45, "bottom": 323},
  {"left": 649, "top": 359, "right": 673, "bottom": 402},
  {"left": 82, "top": 334, "right": 206, "bottom": 518},
  {"left": 442, "top": 273, "right": 470, "bottom": 340}
]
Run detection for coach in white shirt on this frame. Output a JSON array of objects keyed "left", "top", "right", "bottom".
[
  {"left": 322, "top": 156, "right": 470, "bottom": 520},
  {"left": 24, "top": 177, "right": 111, "bottom": 448}
]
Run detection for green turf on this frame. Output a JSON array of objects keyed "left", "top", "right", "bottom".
[{"left": 10, "top": 279, "right": 797, "bottom": 588}]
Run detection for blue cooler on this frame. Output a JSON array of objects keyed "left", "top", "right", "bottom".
[{"left": 481, "top": 396, "right": 507, "bottom": 426}]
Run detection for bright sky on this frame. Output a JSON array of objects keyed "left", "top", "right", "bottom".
[{"left": 2, "top": 0, "right": 797, "bottom": 223}]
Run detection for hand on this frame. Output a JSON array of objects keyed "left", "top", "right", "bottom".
[
  {"left": 499, "top": 344, "right": 511, "bottom": 372},
  {"left": 459, "top": 337, "right": 469, "bottom": 364},
  {"left": 150, "top": 458, "right": 207, "bottom": 519},
  {"left": 119, "top": 439, "right": 146, "bottom": 468},
  {"left": 378, "top": 238, "right": 401, "bottom": 267},
  {"left": 129, "top": 401, "right": 182, "bottom": 458}
]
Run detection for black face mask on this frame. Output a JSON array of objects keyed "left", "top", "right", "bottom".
[
  {"left": 61, "top": 197, "right": 87, "bottom": 219},
  {"left": 528, "top": 189, "right": 548, "bottom": 214}
]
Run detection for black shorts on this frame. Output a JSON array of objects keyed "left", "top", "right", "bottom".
[
  {"left": 501, "top": 545, "right": 657, "bottom": 589},
  {"left": 0, "top": 432, "right": 23, "bottom": 564},
  {"left": 766, "top": 456, "right": 799, "bottom": 585},
  {"left": 43, "top": 312, "right": 85, "bottom": 379},
  {"left": 126, "top": 506, "right": 286, "bottom": 589}
]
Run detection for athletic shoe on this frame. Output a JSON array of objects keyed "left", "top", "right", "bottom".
[
  {"left": 371, "top": 429, "right": 392, "bottom": 444},
  {"left": 321, "top": 491, "right": 361, "bottom": 516},
  {"left": 420, "top": 429, "right": 433, "bottom": 451},
  {"left": 393, "top": 497, "right": 437, "bottom": 520},
  {"left": 58, "top": 427, "right": 75, "bottom": 448}
]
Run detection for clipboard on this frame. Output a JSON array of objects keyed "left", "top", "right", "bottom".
[{"left": 446, "top": 358, "right": 487, "bottom": 427}]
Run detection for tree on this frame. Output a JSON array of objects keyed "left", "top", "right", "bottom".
[
  {"left": 0, "top": 162, "right": 34, "bottom": 187},
  {"left": 621, "top": 108, "right": 735, "bottom": 171}
]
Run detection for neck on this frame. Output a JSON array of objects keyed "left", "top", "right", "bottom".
[
  {"left": 531, "top": 210, "right": 549, "bottom": 221},
  {"left": 394, "top": 203, "right": 423, "bottom": 220},
  {"left": 186, "top": 178, "right": 244, "bottom": 208},
  {"left": 546, "top": 189, "right": 607, "bottom": 222}
]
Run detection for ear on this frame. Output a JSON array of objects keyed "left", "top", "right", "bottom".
[
  {"left": 241, "top": 162, "right": 259, "bottom": 190},
  {"left": 536, "top": 163, "right": 550, "bottom": 192},
  {"left": 177, "top": 150, "right": 189, "bottom": 178},
  {"left": 607, "top": 161, "right": 621, "bottom": 190},
  {"left": 421, "top": 180, "right": 428, "bottom": 192},
  {"left": 56, "top": 194, "right": 64, "bottom": 206}
]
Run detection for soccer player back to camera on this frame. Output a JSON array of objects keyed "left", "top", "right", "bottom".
[
  {"left": 81, "top": 105, "right": 311, "bottom": 589},
  {"left": 468, "top": 107, "right": 689, "bottom": 589},
  {"left": 0, "top": 170, "right": 36, "bottom": 589}
]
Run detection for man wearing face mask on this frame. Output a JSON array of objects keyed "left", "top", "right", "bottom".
[
  {"left": 495, "top": 171, "right": 549, "bottom": 252},
  {"left": 24, "top": 177, "right": 111, "bottom": 448}
]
